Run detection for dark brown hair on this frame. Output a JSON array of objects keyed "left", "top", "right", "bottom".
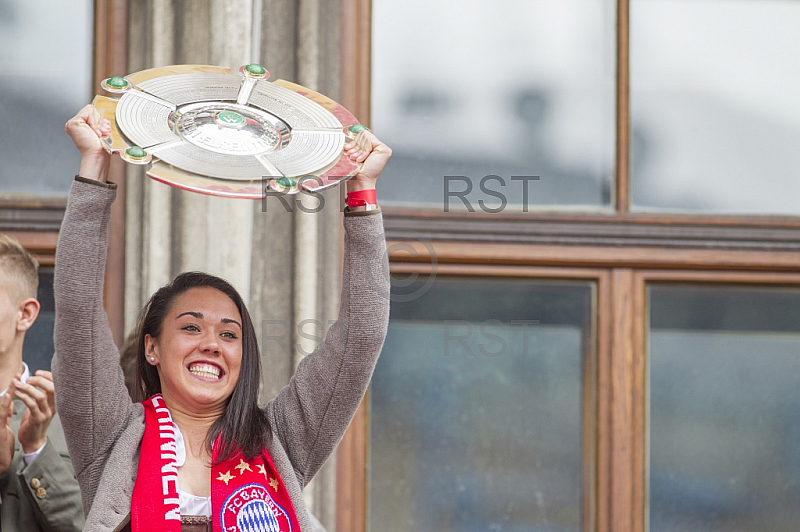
[{"left": 133, "top": 271, "right": 270, "bottom": 462}]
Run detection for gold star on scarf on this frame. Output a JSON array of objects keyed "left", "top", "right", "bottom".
[
  {"left": 235, "top": 458, "right": 252, "bottom": 475},
  {"left": 269, "top": 476, "right": 280, "bottom": 491},
  {"left": 217, "top": 470, "right": 234, "bottom": 485},
  {"left": 257, "top": 464, "right": 268, "bottom": 478}
]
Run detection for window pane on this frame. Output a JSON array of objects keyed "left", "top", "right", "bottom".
[
  {"left": 631, "top": 1, "right": 800, "bottom": 215},
  {"left": 372, "top": 0, "right": 616, "bottom": 211},
  {"left": 0, "top": 0, "right": 93, "bottom": 197},
  {"left": 23, "top": 269, "right": 55, "bottom": 372},
  {"left": 648, "top": 285, "right": 800, "bottom": 531},
  {"left": 369, "top": 277, "right": 593, "bottom": 531}
]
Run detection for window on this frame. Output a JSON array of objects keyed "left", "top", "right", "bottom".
[
  {"left": 630, "top": 0, "right": 800, "bottom": 215},
  {"left": 0, "top": 0, "right": 93, "bottom": 197},
  {"left": 648, "top": 285, "right": 800, "bottom": 530},
  {"left": 370, "top": 277, "right": 594, "bottom": 530},
  {"left": 0, "top": 0, "right": 128, "bottom": 348},
  {"left": 23, "top": 269, "right": 56, "bottom": 372},
  {"left": 337, "top": 1, "right": 800, "bottom": 530},
  {"left": 371, "top": 0, "right": 616, "bottom": 211}
]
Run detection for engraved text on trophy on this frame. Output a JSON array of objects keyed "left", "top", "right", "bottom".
[{"left": 172, "top": 102, "right": 292, "bottom": 156}]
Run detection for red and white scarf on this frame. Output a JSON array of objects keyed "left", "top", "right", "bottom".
[{"left": 132, "top": 394, "right": 302, "bottom": 532}]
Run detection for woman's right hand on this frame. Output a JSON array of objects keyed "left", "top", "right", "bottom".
[{"left": 65, "top": 104, "right": 112, "bottom": 182}]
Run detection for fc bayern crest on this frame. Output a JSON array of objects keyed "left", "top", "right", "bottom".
[{"left": 220, "top": 483, "right": 293, "bottom": 532}]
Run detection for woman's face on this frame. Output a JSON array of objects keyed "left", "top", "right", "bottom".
[{"left": 145, "top": 286, "right": 243, "bottom": 414}]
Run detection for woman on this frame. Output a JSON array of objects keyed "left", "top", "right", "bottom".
[{"left": 54, "top": 105, "right": 391, "bottom": 531}]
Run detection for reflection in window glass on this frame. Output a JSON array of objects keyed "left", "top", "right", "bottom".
[
  {"left": 0, "top": 0, "right": 93, "bottom": 197},
  {"left": 372, "top": 0, "right": 615, "bottom": 211},
  {"left": 369, "top": 278, "right": 593, "bottom": 531},
  {"left": 23, "top": 269, "right": 55, "bottom": 372},
  {"left": 631, "top": 1, "right": 800, "bottom": 214},
  {"left": 649, "top": 285, "right": 800, "bottom": 531}
]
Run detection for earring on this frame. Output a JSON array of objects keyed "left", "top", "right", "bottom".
[{"left": 149, "top": 356, "right": 155, "bottom": 362}]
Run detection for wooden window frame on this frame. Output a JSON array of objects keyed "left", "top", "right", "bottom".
[
  {"left": 381, "top": 263, "right": 603, "bottom": 532},
  {"left": 0, "top": 198, "right": 64, "bottom": 267},
  {"left": 336, "top": 0, "right": 800, "bottom": 530},
  {"left": 339, "top": 245, "right": 800, "bottom": 532},
  {"left": 336, "top": 0, "right": 372, "bottom": 529},
  {"left": 0, "top": 0, "right": 128, "bottom": 344}
]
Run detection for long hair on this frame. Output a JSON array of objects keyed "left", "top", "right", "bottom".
[{"left": 133, "top": 271, "right": 270, "bottom": 462}]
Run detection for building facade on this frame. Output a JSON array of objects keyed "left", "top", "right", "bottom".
[{"left": 2, "top": 1, "right": 800, "bottom": 531}]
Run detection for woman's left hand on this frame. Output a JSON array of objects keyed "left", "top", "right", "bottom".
[{"left": 344, "top": 130, "right": 392, "bottom": 193}]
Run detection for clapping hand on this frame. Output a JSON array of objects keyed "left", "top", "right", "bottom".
[{"left": 11, "top": 371, "right": 57, "bottom": 456}]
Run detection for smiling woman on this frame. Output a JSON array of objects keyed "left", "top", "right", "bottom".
[
  {"left": 138, "top": 278, "right": 258, "bottom": 466},
  {"left": 52, "top": 105, "right": 391, "bottom": 532}
]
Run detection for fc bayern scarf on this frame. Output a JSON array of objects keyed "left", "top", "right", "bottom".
[{"left": 132, "top": 394, "right": 302, "bottom": 532}]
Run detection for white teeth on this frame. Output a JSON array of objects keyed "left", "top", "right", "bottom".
[{"left": 188, "top": 363, "right": 221, "bottom": 379}]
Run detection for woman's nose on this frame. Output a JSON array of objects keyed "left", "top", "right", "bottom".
[{"left": 199, "top": 333, "right": 220, "bottom": 353}]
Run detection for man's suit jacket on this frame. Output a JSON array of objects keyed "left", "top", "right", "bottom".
[{"left": 0, "top": 400, "right": 84, "bottom": 531}]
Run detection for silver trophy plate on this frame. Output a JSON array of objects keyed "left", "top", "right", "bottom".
[{"left": 94, "top": 64, "right": 366, "bottom": 199}]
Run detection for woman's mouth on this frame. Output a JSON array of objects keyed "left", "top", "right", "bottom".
[{"left": 187, "top": 362, "right": 222, "bottom": 380}]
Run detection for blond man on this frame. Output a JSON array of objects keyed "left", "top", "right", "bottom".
[{"left": 0, "top": 234, "right": 83, "bottom": 531}]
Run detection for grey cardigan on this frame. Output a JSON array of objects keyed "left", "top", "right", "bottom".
[{"left": 53, "top": 177, "right": 389, "bottom": 531}]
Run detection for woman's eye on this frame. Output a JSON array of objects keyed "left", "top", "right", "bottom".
[
  {"left": 221, "top": 331, "right": 238, "bottom": 340},
  {"left": 182, "top": 324, "right": 199, "bottom": 332}
]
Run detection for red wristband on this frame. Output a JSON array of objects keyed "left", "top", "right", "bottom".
[{"left": 346, "top": 189, "right": 377, "bottom": 207}]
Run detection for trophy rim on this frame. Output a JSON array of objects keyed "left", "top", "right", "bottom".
[{"left": 96, "top": 64, "right": 364, "bottom": 199}]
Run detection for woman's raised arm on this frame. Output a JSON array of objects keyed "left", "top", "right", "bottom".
[
  {"left": 266, "top": 130, "right": 392, "bottom": 485},
  {"left": 53, "top": 106, "right": 138, "bottom": 482}
]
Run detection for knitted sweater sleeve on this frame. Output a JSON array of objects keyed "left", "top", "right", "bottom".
[
  {"left": 266, "top": 210, "right": 390, "bottom": 486},
  {"left": 52, "top": 177, "right": 136, "bottom": 509}
]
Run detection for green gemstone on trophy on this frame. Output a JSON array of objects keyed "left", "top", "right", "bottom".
[
  {"left": 277, "top": 176, "right": 296, "bottom": 189},
  {"left": 348, "top": 124, "right": 369, "bottom": 135},
  {"left": 126, "top": 146, "right": 147, "bottom": 159},
  {"left": 216, "top": 110, "right": 245, "bottom": 125},
  {"left": 107, "top": 76, "right": 128, "bottom": 89},
  {"left": 245, "top": 63, "right": 265, "bottom": 76}
]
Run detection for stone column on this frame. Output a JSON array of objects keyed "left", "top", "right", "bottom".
[
  {"left": 255, "top": 0, "right": 342, "bottom": 528},
  {"left": 125, "top": 1, "right": 343, "bottom": 529}
]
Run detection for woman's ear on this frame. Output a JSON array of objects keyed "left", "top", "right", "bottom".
[{"left": 144, "top": 334, "right": 159, "bottom": 365}]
